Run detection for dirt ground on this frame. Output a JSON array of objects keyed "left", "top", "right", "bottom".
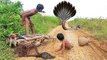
[{"left": 16, "top": 25, "right": 107, "bottom": 60}]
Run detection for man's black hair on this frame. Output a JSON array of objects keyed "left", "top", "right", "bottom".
[
  {"left": 57, "top": 33, "right": 64, "bottom": 41},
  {"left": 36, "top": 4, "right": 44, "bottom": 11}
]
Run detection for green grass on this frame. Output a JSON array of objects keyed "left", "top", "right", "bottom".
[
  {"left": 0, "top": 41, "right": 15, "bottom": 60},
  {"left": 31, "top": 13, "right": 60, "bottom": 34},
  {"left": 69, "top": 18, "right": 107, "bottom": 40}
]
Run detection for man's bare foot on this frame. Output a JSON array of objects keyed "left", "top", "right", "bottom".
[
  {"left": 25, "top": 34, "right": 32, "bottom": 37},
  {"left": 31, "top": 33, "right": 36, "bottom": 37}
]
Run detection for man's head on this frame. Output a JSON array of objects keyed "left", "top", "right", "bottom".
[
  {"left": 36, "top": 4, "right": 44, "bottom": 12},
  {"left": 57, "top": 33, "right": 64, "bottom": 41}
]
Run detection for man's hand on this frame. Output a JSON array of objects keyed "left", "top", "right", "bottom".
[
  {"left": 55, "top": 47, "right": 62, "bottom": 52},
  {"left": 41, "top": 11, "right": 45, "bottom": 13}
]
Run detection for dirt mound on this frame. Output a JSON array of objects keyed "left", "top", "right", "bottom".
[{"left": 16, "top": 26, "right": 107, "bottom": 60}]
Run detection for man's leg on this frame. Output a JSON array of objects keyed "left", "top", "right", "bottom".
[
  {"left": 29, "top": 19, "right": 35, "bottom": 35},
  {"left": 25, "top": 17, "right": 30, "bottom": 35}
]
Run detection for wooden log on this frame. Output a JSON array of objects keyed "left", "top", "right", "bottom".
[{"left": 8, "top": 35, "right": 56, "bottom": 47}]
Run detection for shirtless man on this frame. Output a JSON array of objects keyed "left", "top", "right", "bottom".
[{"left": 20, "top": 4, "right": 45, "bottom": 36}]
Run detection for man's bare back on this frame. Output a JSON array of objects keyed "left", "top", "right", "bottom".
[{"left": 20, "top": 4, "right": 45, "bottom": 35}]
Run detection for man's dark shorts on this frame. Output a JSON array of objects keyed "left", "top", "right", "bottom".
[{"left": 27, "top": 16, "right": 30, "bottom": 20}]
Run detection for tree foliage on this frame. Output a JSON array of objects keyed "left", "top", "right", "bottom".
[{"left": 0, "top": 0, "right": 24, "bottom": 40}]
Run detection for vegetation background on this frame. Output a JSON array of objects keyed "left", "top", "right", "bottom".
[{"left": 0, "top": 0, "right": 107, "bottom": 60}]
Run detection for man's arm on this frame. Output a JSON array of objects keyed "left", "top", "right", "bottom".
[
  {"left": 55, "top": 45, "right": 62, "bottom": 52},
  {"left": 39, "top": 11, "right": 45, "bottom": 13},
  {"left": 61, "top": 41, "right": 65, "bottom": 53}
]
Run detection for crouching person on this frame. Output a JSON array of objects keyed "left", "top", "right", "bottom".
[{"left": 56, "top": 33, "right": 73, "bottom": 56}]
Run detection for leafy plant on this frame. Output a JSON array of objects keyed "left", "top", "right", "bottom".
[{"left": 0, "top": 1, "right": 23, "bottom": 41}]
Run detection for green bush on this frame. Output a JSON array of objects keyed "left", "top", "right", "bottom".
[
  {"left": 0, "top": 1, "right": 24, "bottom": 41},
  {"left": 0, "top": 1, "right": 23, "bottom": 59}
]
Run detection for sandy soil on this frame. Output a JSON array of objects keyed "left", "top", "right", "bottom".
[{"left": 16, "top": 25, "right": 107, "bottom": 60}]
